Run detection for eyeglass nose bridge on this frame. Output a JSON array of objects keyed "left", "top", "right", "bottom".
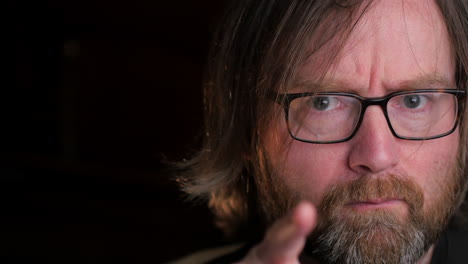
[{"left": 352, "top": 96, "right": 398, "bottom": 140}]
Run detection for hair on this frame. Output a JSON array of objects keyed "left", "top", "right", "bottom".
[{"left": 177, "top": 0, "right": 468, "bottom": 240}]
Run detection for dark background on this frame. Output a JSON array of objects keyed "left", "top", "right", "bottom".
[{"left": 9, "top": 0, "right": 229, "bottom": 262}]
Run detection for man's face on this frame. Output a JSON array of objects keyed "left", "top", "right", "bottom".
[{"left": 263, "top": 0, "right": 460, "bottom": 262}]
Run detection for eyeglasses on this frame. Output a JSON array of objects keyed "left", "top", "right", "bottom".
[{"left": 274, "top": 89, "right": 465, "bottom": 144}]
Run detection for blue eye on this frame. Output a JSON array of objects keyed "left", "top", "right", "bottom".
[
  {"left": 402, "top": 94, "right": 428, "bottom": 109},
  {"left": 313, "top": 97, "right": 330, "bottom": 110},
  {"left": 311, "top": 96, "right": 339, "bottom": 111}
]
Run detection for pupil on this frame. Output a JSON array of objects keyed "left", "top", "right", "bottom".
[
  {"left": 313, "top": 97, "right": 329, "bottom": 111},
  {"left": 404, "top": 95, "right": 420, "bottom": 108}
]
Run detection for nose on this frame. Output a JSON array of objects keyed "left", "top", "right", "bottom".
[{"left": 348, "top": 106, "right": 400, "bottom": 174}]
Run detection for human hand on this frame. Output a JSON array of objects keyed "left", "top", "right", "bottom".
[{"left": 236, "top": 201, "right": 317, "bottom": 264}]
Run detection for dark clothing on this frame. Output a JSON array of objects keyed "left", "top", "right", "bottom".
[
  {"left": 431, "top": 226, "right": 468, "bottom": 264},
  {"left": 206, "top": 227, "right": 468, "bottom": 264}
]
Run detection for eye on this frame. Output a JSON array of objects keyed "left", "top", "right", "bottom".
[
  {"left": 310, "top": 96, "right": 339, "bottom": 111},
  {"left": 402, "top": 94, "right": 428, "bottom": 109}
]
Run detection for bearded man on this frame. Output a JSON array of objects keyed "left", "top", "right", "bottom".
[{"left": 174, "top": 0, "right": 468, "bottom": 263}]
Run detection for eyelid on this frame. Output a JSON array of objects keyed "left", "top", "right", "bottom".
[{"left": 389, "top": 94, "right": 430, "bottom": 109}]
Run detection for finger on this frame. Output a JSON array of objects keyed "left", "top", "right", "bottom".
[{"left": 250, "top": 201, "right": 317, "bottom": 263}]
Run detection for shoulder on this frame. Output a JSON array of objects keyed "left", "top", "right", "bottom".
[
  {"left": 433, "top": 224, "right": 468, "bottom": 264},
  {"left": 166, "top": 244, "right": 245, "bottom": 264},
  {"left": 446, "top": 225, "right": 468, "bottom": 259}
]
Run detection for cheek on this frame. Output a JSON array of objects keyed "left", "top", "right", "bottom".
[
  {"left": 402, "top": 132, "right": 459, "bottom": 210},
  {"left": 264, "top": 121, "right": 352, "bottom": 206},
  {"left": 284, "top": 144, "right": 348, "bottom": 204}
]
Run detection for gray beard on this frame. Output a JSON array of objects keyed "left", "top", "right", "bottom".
[
  {"left": 301, "top": 175, "right": 455, "bottom": 264},
  {"left": 308, "top": 210, "right": 429, "bottom": 264}
]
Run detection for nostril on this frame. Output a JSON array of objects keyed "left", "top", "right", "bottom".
[{"left": 354, "top": 164, "right": 372, "bottom": 174}]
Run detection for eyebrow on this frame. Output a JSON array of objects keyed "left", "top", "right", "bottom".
[
  {"left": 291, "top": 74, "right": 455, "bottom": 93},
  {"left": 398, "top": 74, "right": 455, "bottom": 90},
  {"left": 290, "top": 79, "right": 356, "bottom": 93}
]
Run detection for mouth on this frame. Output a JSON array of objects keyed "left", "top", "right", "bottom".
[{"left": 345, "top": 198, "right": 406, "bottom": 210}]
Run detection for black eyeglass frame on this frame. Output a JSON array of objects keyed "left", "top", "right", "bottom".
[{"left": 274, "top": 89, "right": 466, "bottom": 144}]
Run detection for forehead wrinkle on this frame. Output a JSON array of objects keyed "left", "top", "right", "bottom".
[{"left": 294, "top": 1, "right": 455, "bottom": 96}]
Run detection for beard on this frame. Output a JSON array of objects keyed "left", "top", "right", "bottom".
[
  {"left": 256, "top": 164, "right": 461, "bottom": 264},
  {"left": 307, "top": 175, "right": 441, "bottom": 264}
]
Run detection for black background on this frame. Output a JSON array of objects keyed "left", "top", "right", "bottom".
[{"left": 9, "top": 0, "right": 229, "bottom": 262}]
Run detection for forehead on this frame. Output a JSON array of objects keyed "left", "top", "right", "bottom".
[{"left": 296, "top": 0, "right": 455, "bottom": 94}]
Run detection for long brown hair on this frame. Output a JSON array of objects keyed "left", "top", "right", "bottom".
[
  {"left": 178, "top": 0, "right": 468, "bottom": 239},
  {"left": 438, "top": 0, "right": 468, "bottom": 226}
]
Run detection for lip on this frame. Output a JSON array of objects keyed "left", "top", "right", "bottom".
[{"left": 346, "top": 198, "right": 405, "bottom": 210}]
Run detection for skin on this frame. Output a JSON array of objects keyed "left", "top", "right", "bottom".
[{"left": 238, "top": 0, "right": 458, "bottom": 263}]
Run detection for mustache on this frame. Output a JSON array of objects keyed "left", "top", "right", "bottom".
[{"left": 319, "top": 175, "right": 424, "bottom": 216}]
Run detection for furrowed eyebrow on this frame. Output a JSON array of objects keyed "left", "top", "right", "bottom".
[
  {"left": 290, "top": 79, "right": 356, "bottom": 93},
  {"left": 398, "top": 74, "right": 455, "bottom": 90}
]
